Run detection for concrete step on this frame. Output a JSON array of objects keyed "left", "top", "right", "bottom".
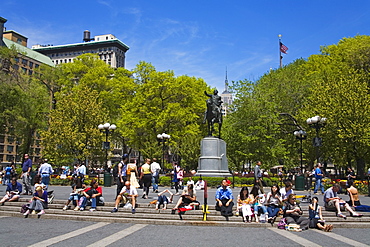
[
  {"left": 0, "top": 209, "right": 369, "bottom": 228},
  {"left": 2, "top": 199, "right": 369, "bottom": 227}
]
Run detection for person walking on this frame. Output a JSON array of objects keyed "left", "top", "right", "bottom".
[
  {"left": 254, "top": 161, "right": 264, "bottom": 194},
  {"left": 140, "top": 158, "right": 152, "bottom": 199},
  {"left": 116, "top": 154, "right": 129, "bottom": 197},
  {"left": 314, "top": 163, "right": 325, "bottom": 195},
  {"left": 38, "top": 159, "right": 54, "bottom": 189},
  {"left": 151, "top": 158, "right": 161, "bottom": 193},
  {"left": 21, "top": 154, "right": 32, "bottom": 195}
]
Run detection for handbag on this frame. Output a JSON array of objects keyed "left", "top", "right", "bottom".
[{"left": 277, "top": 217, "right": 287, "bottom": 229}]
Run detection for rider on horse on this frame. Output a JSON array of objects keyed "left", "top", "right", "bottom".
[{"left": 204, "top": 90, "right": 223, "bottom": 137}]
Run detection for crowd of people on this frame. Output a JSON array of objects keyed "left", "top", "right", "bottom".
[{"left": 0, "top": 155, "right": 368, "bottom": 229}]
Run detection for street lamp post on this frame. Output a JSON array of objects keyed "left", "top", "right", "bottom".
[
  {"left": 294, "top": 130, "right": 307, "bottom": 172},
  {"left": 157, "top": 133, "right": 170, "bottom": 169},
  {"left": 306, "top": 115, "right": 327, "bottom": 162},
  {"left": 98, "top": 123, "right": 116, "bottom": 167}
]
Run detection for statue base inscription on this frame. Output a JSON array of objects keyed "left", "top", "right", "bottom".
[{"left": 197, "top": 137, "right": 231, "bottom": 177}]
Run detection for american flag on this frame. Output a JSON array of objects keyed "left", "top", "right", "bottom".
[{"left": 280, "top": 42, "right": 288, "bottom": 54}]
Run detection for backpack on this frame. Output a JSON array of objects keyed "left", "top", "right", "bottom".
[
  {"left": 277, "top": 217, "right": 287, "bottom": 229},
  {"left": 112, "top": 162, "right": 120, "bottom": 178}
]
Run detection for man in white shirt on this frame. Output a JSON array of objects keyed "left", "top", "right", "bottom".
[
  {"left": 38, "top": 159, "right": 54, "bottom": 189},
  {"left": 280, "top": 180, "right": 294, "bottom": 202},
  {"left": 111, "top": 181, "right": 138, "bottom": 214},
  {"left": 77, "top": 163, "right": 86, "bottom": 176},
  {"left": 150, "top": 158, "right": 161, "bottom": 193}
]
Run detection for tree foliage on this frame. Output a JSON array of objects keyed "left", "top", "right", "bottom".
[
  {"left": 118, "top": 61, "right": 211, "bottom": 169},
  {"left": 41, "top": 85, "right": 108, "bottom": 165}
]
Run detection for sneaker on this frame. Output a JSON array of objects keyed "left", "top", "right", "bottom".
[
  {"left": 89, "top": 208, "right": 96, "bottom": 212},
  {"left": 63, "top": 205, "right": 68, "bottom": 211},
  {"left": 38, "top": 210, "right": 45, "bottom": 215},
  {"left": 23, "top": 210, "right": 30, "bottom": 216},
  {"left": 74, "top": 206, "right": 80, "bottom": 211},
  {"left": 111, "top": 208, "right": 118, "bottom": 213},
  {"left": 80, "top": 207, "right": 84, "bottom": 211},
  {"left": 132, "top": 208, "right": 136, "bottom": 214}
]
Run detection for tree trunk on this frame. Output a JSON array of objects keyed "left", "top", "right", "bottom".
[{"left": 356, "top": 157, "right": 365, "bottom": 180}]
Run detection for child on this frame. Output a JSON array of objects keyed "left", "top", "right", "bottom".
[{"left": 309, "top": 196, "right": 333, "bottom": 232}]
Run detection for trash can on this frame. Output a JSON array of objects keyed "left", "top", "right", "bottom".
[
  {"left": 104, "top": 173, "right": 112, "bottom": 187},
  {"left": 295, "top": 175, "right": 304, "bottom": 191}
]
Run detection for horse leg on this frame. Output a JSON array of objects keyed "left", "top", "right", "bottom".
[{"left": 218, "top": 122, "right": 222, "bottom": 139}]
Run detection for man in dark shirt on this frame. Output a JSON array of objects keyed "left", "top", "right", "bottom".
[
  {"left": 21, "top": 154, "right": 32, "bottom": 195},
  {"left": 254, "top": 161, "right": 264, "bottom": 194},
  {"left": 0, "top": 178, "right": 22, "bottom": 205}
]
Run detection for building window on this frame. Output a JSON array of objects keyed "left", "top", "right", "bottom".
[
  {"left": 29, "top": 70, "right": 33, "bottom": 75},
  {"left": 35, "top": 64, "right": 39, "bottom": 68},
  {"left": 0, "top": 135, "right": 4, "bottom": 143},
  {"left": 7, "top": 155, "right": 14, "bottom": 162},
  {"left": 22, "top": 59, "right": 27, "bottom": 65},
  {"left": 29, "top": 61, "right": 34, "bottom": 68},
  {"left": 7, "top": 145, "right": 14, "bottom": 152},
  {"left": 17, "top": 38, "right": 22, "bottom": 44},
  {"left": 35, "top": 148, "right": 41, "bottom": 154},
  {"left": 7, "top": 136, "right": 14, "bottom": 143},
  {"left": 21, "top": 67, "right": 27, "bottom": 73},
  {"left": 0, "top": 145, "right": 4, "bottom": 152}
]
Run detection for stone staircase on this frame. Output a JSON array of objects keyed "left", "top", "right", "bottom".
[{"left": 0, "top": 198, "right": 369, "bottom": 228}]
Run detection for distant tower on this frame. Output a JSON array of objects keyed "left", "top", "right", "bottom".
[
  {"left": 0, "top": 17, "right": 7, "bottom": 47},
  {"left": 221, "top": 67, "right": 233, "bottom": 116}
]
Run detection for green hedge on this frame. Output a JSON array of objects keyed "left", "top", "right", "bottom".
[{"left": 159, "top": 176, "right": 281, "bottom": 188}]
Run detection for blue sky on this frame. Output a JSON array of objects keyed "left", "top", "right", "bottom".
[{"left": 2, "top": 1, "right": 370, "bottom": 91}]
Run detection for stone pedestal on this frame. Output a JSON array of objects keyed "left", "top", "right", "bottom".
[{"left": 197, "top": 137, "right": 231, "bottom": 177}]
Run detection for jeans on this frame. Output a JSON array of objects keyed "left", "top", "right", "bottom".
[
  {"left": 157, "top": 195, "right": 169, "bottom": 207},
  {"left": 80, "top": 197, "right": 97, "bottom": 208},
  {"left": 314, "top": 178, "right": 324, "bottom": 193},
  {"left": 41, "top": 174, "right": 50, "bottom": 189},
  {"left": 22, "top": 173, "right": 32, "bottom": 193},
  {"left": 254, "top": 205, "right": 267, "bottom": 215},
  {"left": 267, "top": 205, "right": 280, "bottom": 218},
  {"left": 152, "top": 176, "right": 159, "bottom": 191}
]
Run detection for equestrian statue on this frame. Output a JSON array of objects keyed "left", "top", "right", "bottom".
[{"left": 203, "top": 90, "right": 223, "bottom": 138}]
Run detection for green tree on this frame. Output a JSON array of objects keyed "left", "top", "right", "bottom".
[
  {"left": 41, "top": 85, "right": 108, "bottom": 166},
  {"left": 118, "top": 61, "right": 211, "bottom": 170},
  {"left": 224, "top": 59, "right": 311, "bottom": 171},
  {"left": 0, "top": 45, "right": 50, "bottom": 156},
  {"left": 300, "top": 35, "right": 370, "bottom": 178}
]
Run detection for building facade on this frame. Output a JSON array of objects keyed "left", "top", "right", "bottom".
[
  {"left": 33, "top": 31, "right": 129, "bottom": 68},
  {"left": 1, "top": 17, "right": 54, "bottom": 167},
  {"left": 220, "top": 70, "right": 233, "bottom": 116}
]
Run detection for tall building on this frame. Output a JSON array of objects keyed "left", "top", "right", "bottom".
[
  {"left": 33, "top": 30, "right": 129, "bottom": 68},
  {"left": 221, "top": 69, "right": 233, "bottom": 116},
  {"left": 1, "top": 17, "right": 54, "bottom": 167}
]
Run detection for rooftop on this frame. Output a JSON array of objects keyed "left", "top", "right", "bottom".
[
  {"left": 3, "top": 38, "right": 54, "bottom": 67},
  {"left": 33, "top": 38, "right": 130, "bottom": 52}
]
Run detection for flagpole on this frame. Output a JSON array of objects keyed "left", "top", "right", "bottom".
[{"left": 278, "top": 34, "right": 282, "bottom": 68}]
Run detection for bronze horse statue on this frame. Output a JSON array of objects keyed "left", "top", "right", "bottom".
[{"left": 203, "top": 90, "right": 223, "bottom": 138}]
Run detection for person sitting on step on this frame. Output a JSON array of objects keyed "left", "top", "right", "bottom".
[
  {"left": 79, "top": 180, "right": 104, "bottom": 212},
  {"left": 155, "top": 189, "right": 174, "bottom": 210},
  {"left": 323, "top": 183, "right": 362, "bottom": 218},
  {"left": 0, "top": 178, "right": 22, "bottom": 206},
  {"left": 215, "top": 179, "right": 234, "bottom": 219},
  {"left": 111, "top": 181, "right": 138, "bottom": 214},
  {"left": 23, "top": 185, "right": 48, "bottom": 217},
  {"left": 172, "top": 184, "right": 199, "bottom": 211}
]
